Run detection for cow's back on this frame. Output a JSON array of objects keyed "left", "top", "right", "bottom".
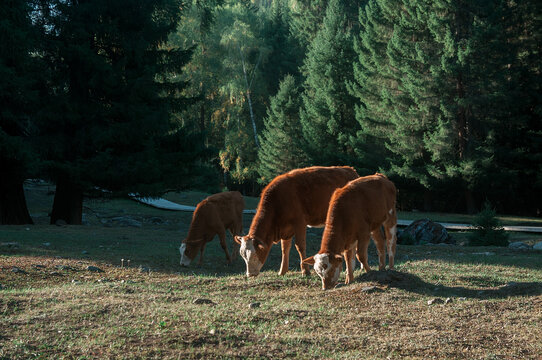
[
  {"left": 206, "top": 191, "right": 244, "bottom": 227},
  {"left": 256, "top": 166, "right": 359, "bottom": 228},
  {"left": 326, "top": 174, "right": 396, "bottom": 239},
  {"left": 188, "top": 191, "right": 244, "bottom": 239}
]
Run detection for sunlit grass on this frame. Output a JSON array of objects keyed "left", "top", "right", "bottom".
[{"left": 1, "top": 183, "right": 541, "bottom": 359}]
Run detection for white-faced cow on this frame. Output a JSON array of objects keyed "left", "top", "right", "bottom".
[
  {"left": 234, "top": 166, "right": 359, "bottom": 277},
  {"left": 303, "top": 173, "right": 397, "bottom": 290},
  {"left": 179, "top": 191, "right": 244, "bottom": 266}
]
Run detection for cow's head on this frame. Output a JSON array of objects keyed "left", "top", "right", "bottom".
[
  {"left": 303, "top": 253, "right": 343, "bottom": 290},
  {"left": 179, "top": 239, "right": 201, "bottom": 267},
  {"left": 234, "top": 235, "right": 266, "bottom": 277}
]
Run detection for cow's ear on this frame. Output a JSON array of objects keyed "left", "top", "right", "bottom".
[
  {"left": 234, "top": 236, "right": 243, "bottom": 245},
  {"left": 302, "top": 256, "right": 315, "bottom": 266},
  {"left": 253, "top": 238, "right": 267, "bottom": 251},
  {"left": 331, "top": 254, "right": 343, "bottom": 265}
]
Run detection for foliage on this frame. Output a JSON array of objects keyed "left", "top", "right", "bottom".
[
  {"left": 258, "top": 75, "right": 308, "bottom": 183},
  {"left": 2, "top": 0, "right": 542, "bottom": 216},
  {"left": 289, "top": 0, "right": 329, "bottom": 52},
  {"left": 350, "top": 0, "right": 542, "bottom": 213},
  {"left": 299, "top": 0, "right": 361, "bottom": 166},
  {"left": 33, "top": 0, "right": 213, "bottom": 197},
  {"left": 260, "top": 0, "right": 303, "bottom": 95},
  {"left": 0, "top": 0, "right": 41, "bottom": 223},
  {"left": 171, "top": 0, "right": 304, "bottom": 188},
  {"left": 468, "top": 201, "right": 509, "bottom": 247}
]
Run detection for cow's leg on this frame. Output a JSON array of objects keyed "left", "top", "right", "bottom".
[
  {"left": 344, "top": 247, "right": 356, "bottom": 284},
  {"left": 218, "top": 229, "right": 233, "bottom": 264},
  {"left": 228, "top": 226, "right": 240, "bottom": 261},
  {"left": 384, "top": 222, "right": 397, "bottom": 270},
  {"left": 279, "top": 238, "right": 292, "bottom": 275},
  {"left": 371, "top": 227, "right": 387, "bottom": 271},
  {"left": 294, "top": 227, "right": 310, "bottom": 276},
  {"left": 198, "top": 243, "right": 207, "bottom": 266},
  {"left": 231, "top": 215, "right": 243, "bottom": 261},
  {"left": 356, "top": 231, "right": 371, "bottom": 272}
]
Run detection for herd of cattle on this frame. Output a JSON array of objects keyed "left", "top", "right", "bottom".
[{"left": 178, "top": 166, "right": 398, "bottom": 290}]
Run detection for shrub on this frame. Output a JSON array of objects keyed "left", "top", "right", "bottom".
[{"left": 468, "top": 200, "right": 509, "bottom": 246}]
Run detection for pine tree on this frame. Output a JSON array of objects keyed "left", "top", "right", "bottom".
[
  {"left": 348, "top": 0, "right": 401, "bottom": 174},
  {"left": 352, "top": 0, "right": 527, "bottom": 212},
  {"left": 0, "top": 0, "right": 39, "bottom": 224},
  {"left": 258, "top": 75, "right": 308, "bottom": 183},
  {"left": 260, "top": 0, "right": 302, "bottom": 96},
  {"left": 485, "top": 0, "right": 542, "bottom": 214},
  {"left": 35, "top": 0, "right": 211, "bottom": 224},
  {"left": 300, "top": 0, "right": 361, "bottom": 166},
  {"left": 289, "top": 0, "right": 329, "bottom": 52}
]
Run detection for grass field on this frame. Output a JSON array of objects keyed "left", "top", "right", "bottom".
[{"left": 1, "top": 182, "right": 541, "bottom": 359}]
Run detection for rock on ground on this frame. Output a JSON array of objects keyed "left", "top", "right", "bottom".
[
  {"left": 87, "top": 266, "right": 104, "bottom": 273},
  {"left": 398, "top": 219, "right": 454, "bottom": 245},
  {"left": 193, "top": 298, "right": 215, "bottom": 305}
]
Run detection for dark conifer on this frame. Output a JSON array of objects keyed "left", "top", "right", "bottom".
[
  {"left": 35, "top": 0, "right": 211, "bottom": 224},
  {"left": 0, "top": 0, "right": 39, "bottom": 224},
  {"left": 300, "top": 0, "right": 361, "bottom": 166},
  {"left": 351, "top": 0, "right": 539, "bottom": 212},
  {"left": 258, "top": 75, "right": 308, "bottom": 183}
]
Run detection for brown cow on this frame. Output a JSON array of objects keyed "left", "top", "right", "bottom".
[
  {"left": 234, "top": 166, "right": 359, "bottom": 277},
  {"left": 179, "top": 191, "right": 244, "bottom": 266},
  {"left": 303, "top": 174, "right": 397, "bottom": 290}
]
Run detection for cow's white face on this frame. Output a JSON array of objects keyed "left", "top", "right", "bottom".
[
  {"left": 179, "top": 243, "right": 191, "bottom": 267},
  {"left": 238, "top": 236, "right": 263, "bottom": 277},
  {"left": 313, "top": 253, "right": 342, "bottom": 290}
]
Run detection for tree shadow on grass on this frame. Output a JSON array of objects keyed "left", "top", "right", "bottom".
[{"left": 355, "top": 269, "right": 542, "bottom": 300}]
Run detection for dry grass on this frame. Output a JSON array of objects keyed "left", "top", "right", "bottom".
[
  {"left": 2, "top": 238, "right": 541, "bottom": 359},
  {"left": 1, "top": 183, "right": 541, "bottom": 359}
]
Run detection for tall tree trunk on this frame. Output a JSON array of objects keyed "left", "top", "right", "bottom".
[
  {"left": 239, "top": 47, "right": 261, "bottom": 148},
  {"left": 0, "top": 179, "right": 33, "bottom": 225},
  {"left": 245, "top": 89, "right": 260, "bottom": 148},
  {"left": 50, "top": 179, "right": 83, "bottom": 225}
]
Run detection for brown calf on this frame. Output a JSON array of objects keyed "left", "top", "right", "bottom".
[
  {"left": 303, "top": 174, "right": 397, "bottom": 289},
  {"left": 179, "top": 191, "right": 244, "bottom": 266},
  {"left": 234, "top": 166, "right": 359, "bottom": 277}
]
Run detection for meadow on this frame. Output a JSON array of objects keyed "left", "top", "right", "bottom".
[{"left": 1, "top": 182, "right": 541, "bottom": 359}]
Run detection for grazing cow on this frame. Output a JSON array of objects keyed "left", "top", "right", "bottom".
[
  {"left": 234, "top": 166, "right": 359, "bottom": 277},
  {"left": 303, "top": 174, "right": 397, "bottom": 290},
  {"left": 179, "top": 191, "right": 244, "bottom": 266}
]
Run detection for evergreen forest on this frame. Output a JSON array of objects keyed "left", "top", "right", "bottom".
[{"left": 1, "top": 0, "right": 541, "bottom": 224}]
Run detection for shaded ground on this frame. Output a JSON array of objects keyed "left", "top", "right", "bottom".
[{"left": 0, "top": 182, "right": 541, "bottom": 359}]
